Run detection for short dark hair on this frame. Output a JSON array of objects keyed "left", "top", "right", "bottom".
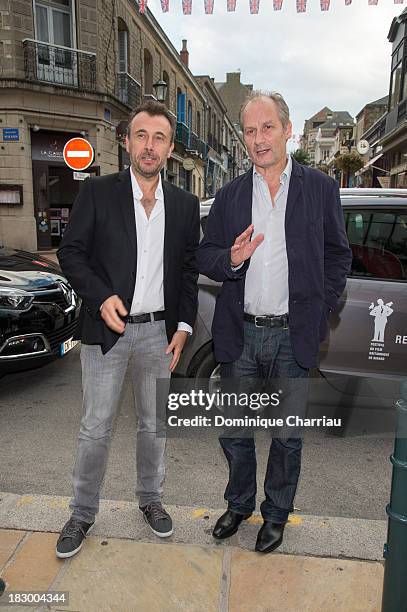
[{"left": 127, "top": 100, "right": 176, "bottom": 141}]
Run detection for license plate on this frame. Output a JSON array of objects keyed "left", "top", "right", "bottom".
[{"left": 60, "top": 337, "right": 78, "bottom": 356}]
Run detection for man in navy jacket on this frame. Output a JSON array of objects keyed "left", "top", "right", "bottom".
[{"left": 197, "top": 92, "right": 352, "bottom": 553}]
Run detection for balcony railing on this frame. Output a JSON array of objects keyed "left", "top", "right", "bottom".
[
  {"left": 116, "top": 72, "right": 142, "bottom": 109},
  {"left": 189, "top": 131, "right": 198, "bottom": 150},
  {"left": 23, "top": 39, "right": 96, "bottom": 90},
  {"left": 176, "top": 122, "right": 190, "bottom": 147},
  {"left": 197, "top": 138, "right": 208, "bottom": 159}
]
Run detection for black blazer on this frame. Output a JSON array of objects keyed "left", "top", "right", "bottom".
[
  {"left": 58, "top": 168, "right": 200, "bottom": 354},
  {"left": 196, "top": 159, "right": 352, "bottom": 369}
]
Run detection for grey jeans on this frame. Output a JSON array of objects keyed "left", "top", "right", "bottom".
[{"left": 70, "top": 320, "right": 171, "bottom": 523}]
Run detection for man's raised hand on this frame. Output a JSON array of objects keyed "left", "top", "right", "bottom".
[{"left": 231, "top": 224, "right": 264, "bottom": 267}]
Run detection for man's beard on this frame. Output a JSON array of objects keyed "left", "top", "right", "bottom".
[{"left": 132, "top": 153, "right": 163, "bottom": 178}]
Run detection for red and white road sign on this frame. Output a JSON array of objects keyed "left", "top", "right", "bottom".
[{"left": 63, "top": 137, "right": 94, "bottom": 171}]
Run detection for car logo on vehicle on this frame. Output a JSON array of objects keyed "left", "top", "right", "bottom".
[{"left": 58, "top": 282, "right": 72, "bottom": 307}]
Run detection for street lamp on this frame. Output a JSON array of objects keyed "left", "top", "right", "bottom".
[{"left": 153, "top": 79, "right": 168, "bottom": 103}]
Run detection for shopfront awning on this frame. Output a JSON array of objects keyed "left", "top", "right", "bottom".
[{"left": 356, "top": 153, "right": 383, "bottom": 176}]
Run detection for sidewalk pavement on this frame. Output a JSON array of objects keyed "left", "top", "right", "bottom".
[{"left": 0, "top": 493, "right": 384, "bottom": 612}]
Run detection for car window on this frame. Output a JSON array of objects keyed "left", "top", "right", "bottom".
[{"left": 344, "top": 208, "right": 407, "bottom": 281}]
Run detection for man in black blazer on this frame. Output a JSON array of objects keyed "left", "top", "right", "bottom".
[
  {"left": 197, "top": 92, "right": 352, "bottom": 553},
  {"left": 56, "top": 100, "right": 199, "bottom": 558}
]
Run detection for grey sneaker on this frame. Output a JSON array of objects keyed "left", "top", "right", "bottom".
[
  {"left": 56, "top": 517, "right": 94, "bottom": 558},
  {"left": 139, "top": 502, "right": 173, "bottom": 538}
]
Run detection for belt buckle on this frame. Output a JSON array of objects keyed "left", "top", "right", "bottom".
[{"left": 255, "top": 315, "right": 267, "bottom": 328}]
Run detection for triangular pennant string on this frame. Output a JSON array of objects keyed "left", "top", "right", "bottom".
[
  {"left": 249, "top": 0, "right": 260, "bottom": 13},
  {"left": 204, "top": 0, "right": 214, "bottom": 13},
  {"left": 182, "top": 0, "right": 192, "bottom": 13}
]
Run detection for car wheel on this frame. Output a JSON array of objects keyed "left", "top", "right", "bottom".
[{"left": 189, "top": 346, "right": 220, "bottom": 394}]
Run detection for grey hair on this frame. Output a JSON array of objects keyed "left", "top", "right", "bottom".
[{"left": 239, "top": 91, "right": 290, "bottom": 129}]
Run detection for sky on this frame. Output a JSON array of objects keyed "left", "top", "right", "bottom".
[{"left": 146, "top": 0, "right": 403, "bottom": 148}]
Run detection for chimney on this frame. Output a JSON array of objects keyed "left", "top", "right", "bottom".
[{"left": 180, "top": 39, "right": 189, "bottom": 68}]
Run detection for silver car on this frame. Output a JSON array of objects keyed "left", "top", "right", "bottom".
[{"left": 176, "top": 189, "right": 407, "bottom": 417}]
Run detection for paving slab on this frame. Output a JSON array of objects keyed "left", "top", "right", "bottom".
[
  {"left": 0, "top": 531, "right": 25, "bottom": 569},
  {"left": 0, "top": 492, "right": 387, "bottom": 561},
  {"left": 0, "top": 532, "right": 62, "bottom": 593},
  {"left": 52, "top": 537, "right": 223, "bottom": 612},
  {"left": 229, "top": 551, "right": 384, "bottom": 612}
]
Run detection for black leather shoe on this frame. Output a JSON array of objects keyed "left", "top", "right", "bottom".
[
  {"left": 255, "top": 521, "right": 285, "bottom": 553},
  {"left": 212, "top": 510, "right": 252, "bottom": 540}
]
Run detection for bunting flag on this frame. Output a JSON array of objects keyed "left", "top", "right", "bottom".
[
  {"left": 149, "top": 0, "right": 406, "bottom": 13},
  {"left": 182, "top": 0, "right": 192, "bottom": 12},
  {"left": 138, "top": 0, "right": 147, "bottom": 12},
  {"left": 249, "top": 0, "right": 260, "bottom": 12}
]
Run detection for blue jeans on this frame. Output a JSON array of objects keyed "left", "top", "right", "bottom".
[{"left": 220, "top": 321, "right": 309, "bottom": 524}]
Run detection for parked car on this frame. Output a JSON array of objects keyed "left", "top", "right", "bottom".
[
  {"left": 0, "top": 247, "right": 81, "bottom": 375},
  {"left": 177, "top": 189, "right": 407, "bottom": 410}
]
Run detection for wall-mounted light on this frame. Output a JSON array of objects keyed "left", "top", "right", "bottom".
[
  {"left": 32, "top": 125, "right": 40, "bottom": 132},
  {"left": 153, "top": 79, "right": 168, "bottom": 103}
]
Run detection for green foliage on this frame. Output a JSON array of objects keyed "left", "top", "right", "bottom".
[
  {"left": 333, "top": 152, "right": 364, "bottom": 175},
  {"left": 316, "top": 164, "right": 330, "bottom": 175},
  {"left": 291, "top": 148, "right": 310, "bottom": 166}
]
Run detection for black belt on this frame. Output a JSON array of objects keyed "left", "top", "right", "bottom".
[
  {"left": 127, "top": 311, "right": 165, "bottom": 324},
  {"left": 244, "top": 313, "right": 289, "bottom": 328}
]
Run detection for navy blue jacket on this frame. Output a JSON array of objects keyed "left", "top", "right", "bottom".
[{"left": 196, "top": 159, "right": 352, "bottom": 369}]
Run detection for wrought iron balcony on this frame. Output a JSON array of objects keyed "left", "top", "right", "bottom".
[
  {"left": 208, "top": 133, "right": 215, "bottom": 150},
  {"left": 197, "top": 138, "right": 208, "bottom": 160},
  {"left": 189, "top": 131, "right": 198, "bottom": 151},
  {"left": 175, "top": 122, "right": 190, "bottom": 147},
  {"left": 116, "top": 72, "right": 142, "bottom": 109},
  {"left": 23, "top": 39, "right": 96, "bottom": 90}
]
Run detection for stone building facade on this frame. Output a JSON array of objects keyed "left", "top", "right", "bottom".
[
  {"left": 0, "top": 0, "right": 207, "bottom": 251},
  {"left": 215, "top": 72, "right": 253, "bottom": 128}
]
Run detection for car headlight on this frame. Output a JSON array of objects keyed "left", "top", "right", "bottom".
[{"left": 0, "top": 287, "right": 34, "bottom": 312}]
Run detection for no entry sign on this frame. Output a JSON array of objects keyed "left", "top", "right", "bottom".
[{"left": 63, "top": 137, "right": 94, "bottom": 171}]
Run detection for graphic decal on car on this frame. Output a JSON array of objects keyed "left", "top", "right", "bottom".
[{"left": 368, "top": 299, "right": 394, "bottom": 362}]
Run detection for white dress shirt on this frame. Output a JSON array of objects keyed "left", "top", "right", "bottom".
[
  {"left": 129, "top": 168, "right": 192, "bottom": 334},
  {"left": 244, "top": 156, "right": 292, "bottom": 316}
]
